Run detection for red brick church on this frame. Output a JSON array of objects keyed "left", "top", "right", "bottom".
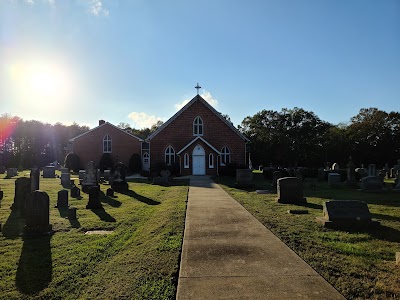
[{"left": 68, "top": 91, "right": 248, "bottom": 176}]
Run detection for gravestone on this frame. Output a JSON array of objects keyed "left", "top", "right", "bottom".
[
  {"left": 160, "top": 170, "right": 171, "bottom": 178},
  {"left": 276, "top": 177, "right": 306, "bottom": 204},
  {"left": 316, "top": 200, "right": 379, "bottom": 229},
  {"left": 235, "top": 169, "right": 253, "bottom": 187},
  {"left": 331, "top": 163, "right": 339, "bottom": 171},
  {"left": 12, "top": 177, "right": 31, "bottom": 213},
  {"left": 355, "top": 168, "right": 367, "bottom": 179},
  {"left": 368, "top": 164, "right": 376, "bottom": 177},
  {"left": 153, "top": 177, "right": 169, "bottom": 185},
  {"left": 56, "top": 190, "right": 69, "bottom": 208},
  {"left": 0, "top": 189, "right": 3, "bottom": 201},
  {"left": 68, "top": 207, "right": 77, "bottom": 220},
  {"left": 60, "top": 167, "right": 69, "bottom": 174},
  {"left": 60, "top": 173, "right": 71, "bottom": 187},
  {"left": 111, "top": 163, "right": 128, "bottom": 192},
  {"left": 79, "top": 170, "right": 86, "bottom": 180},
  {"left": 106, "top": 188, "right": 114, "bottom": 197},
  {"left": 24, "top": 190, "right": 52, "bottom": 234},
  {"left": 71, "top": 186, "right": 81, "bottom": 198},
  {"left": 272, "top": 171, "right": 282, "bottom": 189},
  {"left": 86, "top": 186, "right": 102, "bottom": 209},
  {"left": 30, "top": 166, "right": 40, "bottom": 192},
  {"left": 0, "top": 166, "right": 5, "bottom": 174},
  {"left": 328, "top": 173, "right": 341, "bottom": 186},
  {"left": 346, "top": 157, "right": 357, "bottom": 186},
  {"left": 104, "top": 170, "right": 111, "bottom": 181},
  {"left": 317, "top": 168, "right": 325, "bottom": 181},
  {"left": 43, "top": 166, "right": 56, "bottom": 178},
  {"left": 82, "top": 161, "right": 97, "bottom": 193},
  {"left": 360, "top": 176, "right": 383, "bottom": 192},
  {"left": 6, "top": 168, "right": 17, "bottom": 178}
]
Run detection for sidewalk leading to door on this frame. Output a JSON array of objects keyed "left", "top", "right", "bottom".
[{"left": 176, "top": 176, "right": 345, "bottom": 300}]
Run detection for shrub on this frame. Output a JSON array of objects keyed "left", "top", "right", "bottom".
[
  {"left": 129, "top": 153, "right": 142, "bottom": 173},
  {"left": 99, "top": 153, "right": 114, "bottom": 172},
  {"left": 64, "top": 153, "right": 80, "bottom": 172}
]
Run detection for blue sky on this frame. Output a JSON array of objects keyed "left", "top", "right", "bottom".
[{"left": 1, "top": 0, "right": 399, "bottom": 129}]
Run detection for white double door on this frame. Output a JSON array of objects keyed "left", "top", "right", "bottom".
[{"left": 192, "top": 145, "right": 205, "bottom": 175}]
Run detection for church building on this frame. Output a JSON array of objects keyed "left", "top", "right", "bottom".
[{"left": 68, "top": 89, "right": 248, "bottom": 176}]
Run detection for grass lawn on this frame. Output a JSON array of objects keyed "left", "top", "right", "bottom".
[
  {"left": 0, "top": 171, "right": 188, "bottom": 299},
  {"left": 214, "top": 174, "right": 400, "bottom": 300}
]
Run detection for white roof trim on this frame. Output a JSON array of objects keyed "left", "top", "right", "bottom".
[
  {"left": 147, "top": 95, "right": 249, "bottom": 142},
  {"left": 69, "top": 122, "right": 144, "bottom": 142},
  {"left": 177, "top": 136, "right": 221, "bottom": 155}
]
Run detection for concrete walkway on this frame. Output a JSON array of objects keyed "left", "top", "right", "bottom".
[{"left": 176, "top": 176, "right": 345, "bottom": 300}]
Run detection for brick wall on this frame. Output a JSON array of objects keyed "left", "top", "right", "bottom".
[{"left": 71, "top": 123, "right": 142, "bottom": 169}]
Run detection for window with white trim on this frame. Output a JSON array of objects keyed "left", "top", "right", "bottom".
[
  {"left": 193, "top": 116, "right": 203, "bottom": 136},
  {"left": 103, "top": 134, "right": 112, "bottom": 153},
  {"left": 165, "top": 146, "right": 175, "bottom": 165},
  {"left": 221, "top": 146, "right": 230, "bottom": 165},
  {"left": 209, "top": 153, "right": 214, "bottom": 168},
  {"left": 184, "top": 153, "right": 189, "bottom": 168}
]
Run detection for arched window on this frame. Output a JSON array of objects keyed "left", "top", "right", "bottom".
[
  {"left": 193, "top": 116, "right": 203, "bottom": 136},
  {"left": 184, "top": 153, "right": 189, "bottom": 168},
  {"left": 209, "top": 153, "right": 214, "bottom": 168},
  {"left": 221, "top": 146, "right": 230, "bottom": 165},
  {"left": 103, "top": 134, "right": 112, "bottom": 153},
  {"left": 165, "top": 146, "right": 175, "bottom": 165}
]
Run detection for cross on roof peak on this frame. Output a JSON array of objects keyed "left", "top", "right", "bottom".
[{"left": 195, "top": 83, "right": 201, "bottom": 95}]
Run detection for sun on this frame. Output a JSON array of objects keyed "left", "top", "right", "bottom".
[{"left": 9, "top": 59, "right": 72, "bottom": 110}]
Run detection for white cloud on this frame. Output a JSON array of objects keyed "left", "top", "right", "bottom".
[
  {"left": 174, "top": 90, "right": 219, "bottom": 111},
  {"left": 25, "top": 0, "right": 34, "bottom": 4},
  {"left": 90, "top": 0, "right": 109, "bottom": 16},
  {"left": 128, "top": 112, "right": 165, "bottom": 129}
]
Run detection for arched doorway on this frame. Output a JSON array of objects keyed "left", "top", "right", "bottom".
[{"left": 192, "top": 145, "right": 205, "bottom": 175}]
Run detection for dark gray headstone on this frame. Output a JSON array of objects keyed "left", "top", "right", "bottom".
[
  {"left": 71, "top": 186, "right": 81, "bottom": 198},
  {"left": 104, "top": 170, "right": 111, "bottom": 181},
  {"left": 56, "top": 190, "right": 69, "bottom": 208},
  {"left": 316, "top": 200, "right": 379, "bottom": 229},
  {"left": 277, "top": 177, "right": 306, "bottom": 204},
  {"left": 6, "top": 168, "right": 17, "bottom": 178},
  {"left": 111, "top": 163, "right": 128, "bottom": 192},
  {"left": 79, "top": 170, "right": 86, "bottom": 180},
  {"left": 43, "top": 166, "right": 56, "bottom": 178},
  {"left": 0, "top": 166, "right": 6, "bottom": 174},
  {"left": 86, "top": 186, "right": 102, "bottom": 209},
  {"left": 360, "top": 176, "right": 383, "bottom": 192},
  {"left": 68, "top": 207, "right": 77, "bottom": 220},
  {"left": 106, "top": 188, "right": 114, "bottom": 197},
  {"left": 235, "top": 169, "right": 253, "bottom": 187},
  {"left": 346, "top": 157, "right": 356, "bottom": 184},
  {"left": 61, "top": 173, "right": 71, "bottom": 187},
  {"left": 153, "top": 177, "right": 169, "bottom": 185},
  {"left": 30, "top": 166, "right": 40, "bottom": 191},
  {"left": 368, "top": 164, "right": 376, "bottom": 177},
  {"left": 24, "top": 190, "right": 52, "bottom": 234},
  {"left": 317, "top": 168, "right": 325, "bottom": 181},
  {"left": 82, "top": 161, "right": 97, "bottom": 192},
  {"left": 295, "top": 169, "right": 303, "bottom": 181},
  {"left": 328, "top": 173, "right": 341, "bottom": 186},
  {"left": 12, "top": 177, "right": 31, "bottom": 214}
]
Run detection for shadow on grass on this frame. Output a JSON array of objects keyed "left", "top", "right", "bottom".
[
  {"left": 296, "top": 202, "right": 323, "bottom": 210},
  {"left": 2, "top": 208, "right": 25, "bottom": 238},
  {"left": 16, "top": 235, "right": 52, "bottom": 295},
  {"left": 90, "top": 208, "right": 116, "bottom": 222},
  {"left": 57, "top": 207, "right": 68, "bottom": 218},
  {"left": 121, "top": 189, "right": 160, "bottom": 205},
  {"left": 371, "top": 213, "right": 400, "bottom": 222},
  {"left": 369, "top": 225, "right": 400, "bottom": 243},
  {"left": 99, "top": 191, "right": 122, "bottom": 207}
]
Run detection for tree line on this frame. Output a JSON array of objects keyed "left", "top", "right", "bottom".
[
  {"left": 0, "top": 107, "right": 399, "bottom": 170},
  {"left": 240, "top": 107, "right": 400, "bottom": 168}
]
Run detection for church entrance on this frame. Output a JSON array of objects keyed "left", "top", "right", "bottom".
[{"left": 192, "top": 145, "right": 205, "bottom": 175}]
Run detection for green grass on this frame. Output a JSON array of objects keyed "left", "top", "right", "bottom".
[
  {"left": 214, "top": 174, "right": 400, "bottom": 300},
  {"left": 0, "top": 171, "right": 188, "bottom": 299}
]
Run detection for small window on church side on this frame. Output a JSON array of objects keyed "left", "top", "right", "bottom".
[
  {"left": 209, "top": 153, "right": 214, "bottom": 168},
  {"left": 221, "top": 146, "right": 230, "bottom": 166},
  {"left": 103, "top": 134, "right": 112, "bottom": 153},
  {"left": 193, "top": 116, "right": 203, "bottom": 136},
  {"left": 184, "top": 153, "right": 189, "bottom": 168},
  {"left": 165, "top": 146, "right": 175, "bottom": 165}
]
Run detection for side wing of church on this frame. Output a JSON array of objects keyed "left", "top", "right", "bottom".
[{"left": 147, "top": 95, "right": 249, "bottom": 176}]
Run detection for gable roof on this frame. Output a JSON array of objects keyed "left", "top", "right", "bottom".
[
  {"left": 69, "top": 122, "right": 144, "bottom": 142},
  {"left": 177, "top": 136, "right": 221, "bottom": 155},
  {"left": 147, "top": 95, "right": 249, "bottom": 141}
]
